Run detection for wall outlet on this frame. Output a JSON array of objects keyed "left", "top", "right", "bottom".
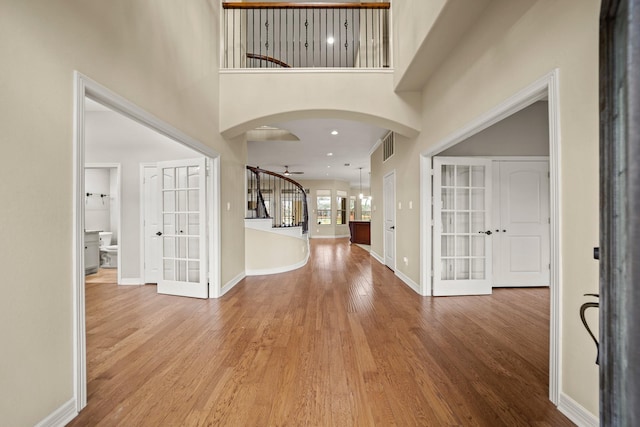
[
  {"left": 409, "top": 201, "right": 413, "bottom": 209},
  {"left": 226, "top": 202, "right": 231, "bottom": 211},
  {"left": 398, "top": 202, "right": 402, "bottom": 210},
  {"left": 403, "top": 256, "right": 409, "bottom": 266}
]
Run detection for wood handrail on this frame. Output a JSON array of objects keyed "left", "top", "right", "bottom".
[
  {"left": 247, "top": 166, "right": 305, "bottom": 190},
  {"left": 246, "top": 53, "right": 291, "bottom": 68},
  {"left": 223, "top": 2, "right": 390, "bottom": 10}
]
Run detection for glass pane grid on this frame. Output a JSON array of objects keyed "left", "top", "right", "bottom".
[
  {"left": 439, "top": 163, "right": 487, "bottom": 282},
  {"left": 161, "top": 163, "right": 202, "bottom": 284}
]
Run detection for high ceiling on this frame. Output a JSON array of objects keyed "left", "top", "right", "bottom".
[{"left": 247, "top": 118, "right": 388, "bottom": 188}]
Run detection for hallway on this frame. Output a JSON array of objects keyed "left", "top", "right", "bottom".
[{"left": 71, "top": 238, "right": 572, "bottom": 426}]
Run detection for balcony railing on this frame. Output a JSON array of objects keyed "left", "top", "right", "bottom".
[
  {"left": 223, "top": 2, "right": 390, "bottom": 69},
  {"left": 246, "top": 166, "right": 309, "bottom": 234}
]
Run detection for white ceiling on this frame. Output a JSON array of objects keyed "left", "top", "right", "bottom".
[
  {"left": 86, "top": 98, "right": 387, "bottom": 188},
  {"left": 248, "top": 118, "right": 388, "bottom": 188}
]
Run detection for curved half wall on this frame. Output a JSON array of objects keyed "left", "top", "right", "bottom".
[
  {"left": 220, "top": 70, "right": 422, "bottom": 138},
  {"left": 245, "top": 220, "right": 310, "bottom": 276}
]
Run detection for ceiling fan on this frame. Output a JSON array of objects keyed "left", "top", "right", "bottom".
[{"left": 282, "top": 165, "right": 304, "bottom": 176}]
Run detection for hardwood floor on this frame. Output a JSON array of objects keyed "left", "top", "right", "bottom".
[{"left": 70, "top": 238, "right": 573, "bottom": 426}]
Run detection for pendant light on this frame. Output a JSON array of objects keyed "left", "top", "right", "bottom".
[{"left": 358, "top": 167, "right": 364, "bottom": 199}]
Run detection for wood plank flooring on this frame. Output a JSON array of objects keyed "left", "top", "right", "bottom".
[{"left": 70, "top": 238, "right": 573, "bottom": 426}]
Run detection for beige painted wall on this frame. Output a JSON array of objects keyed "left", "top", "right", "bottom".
[
  {"left": 372, "top": 0, "right": 600, "bottom": 416},
  {"left": 219, "top": 71, "right": 422, "bottom": 138},
  {"left": 297, "top": 179, "right": 352, "bottom": 238},
  {"left": 245, "top": 228, "right": 308, "bottom": 272},
  {"left": 0, "top": 1, "right": 245, "bottom": 425}
]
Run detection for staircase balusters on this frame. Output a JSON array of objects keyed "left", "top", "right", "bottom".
[
  {"left": 246, "top": 166, "right": 308, "bottom": 234},
  {"left": 223, "top": 2, "right": 390, "bottom": 69}
]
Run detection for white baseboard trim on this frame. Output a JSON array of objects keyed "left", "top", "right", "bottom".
[
  {"left": 118, "top": 278, "right": 143, "bottom": 286},
  {"left": 310, "top": 234, "right": 351, "bottom": 239},
  {"left": 35, "top": 398, "right": 77, "bottom": 427},
  {"left": 558, "top": 393, "right": 598, "bottom": 427},
  {"left": 395, "top": 270, "right": 421, "bottom": 294},
  {"left": 370, "top": 250, "right": 384, "bottom": 264},
  {"left": 219, "top": 271, "right": 245, "bottom": 297},
  {"left": 246, "top": 252, "right": 310, "bottom": 276}
]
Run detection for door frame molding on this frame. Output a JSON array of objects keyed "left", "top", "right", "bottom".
[
  {"left": 85, "top": 163, "right": 122, "bottom": 285},
  {"left": 140, "top": 162, "right": 156, "bottom": 284},
  {"left": 419, "top": 69, "right": 561, "bottom": 404},
  {"left": 72, "top": 72, "right": 221, "bottom": 412},
  {"left": 383, "top": 170, "right": 396, "bottom": 271},
  {"left": 489, "top": 158, "right": 550, "bottom": 288}
]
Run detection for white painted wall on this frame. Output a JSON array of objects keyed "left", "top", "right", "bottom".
[
  {"left": 85, "top": 111, "right": 200, "bottom": 281},
  {"left": 109, "top": 169, "right": 119, "bottom": 243},
  {"left": 84, "top": 168, "right": 111, "bottom": 233}
]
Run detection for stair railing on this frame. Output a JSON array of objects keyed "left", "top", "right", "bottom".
[
  {"left": 246, "top": 166, "right": 309, "bottom": 234},
  {"left": 223, "top": 2, "right": 391, "bottom": 69}
]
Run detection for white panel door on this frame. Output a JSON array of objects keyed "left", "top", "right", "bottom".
[
  {"left": 493, "top": 161, "right": 550, "bottom": 287},
  {"left": 143, "top": 166, "right": 161, "bottom": 283},
  {"left": 433, "top": 157, "right": 493, "bottom": 296},
  {"left": 384, "top": 172, "right": 395, "bottom": 270},
  {"left": 157, "top": 158, "right": 208, "bottom": 299}
]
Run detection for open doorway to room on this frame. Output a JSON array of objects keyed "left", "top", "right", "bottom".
[
  {"left": 431, "top": 101, "right": 550, "bottom": 295},
  {"left": 420, "top": 71, "right": 561, "bottom": 404},
  {"left": 73, "top": 73, "right": 221, "bottom": 411},
  {"left": 84, "top": 163, "right": 121, "bottom": 284}
]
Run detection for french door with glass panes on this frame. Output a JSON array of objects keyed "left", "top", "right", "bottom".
[
  {"left": 157, "top": 158, "right": 208, "bottom": 299},
  {"left": 433, "top": 157, "right": 493, "bottom": 296}
]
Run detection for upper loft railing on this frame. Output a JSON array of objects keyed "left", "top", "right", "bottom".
[
  {"left": 223, "top": 2, "right": 390, "bottom": 69},
  {"left": 246, "top": 166, "right": 309, "bottom": 234}
]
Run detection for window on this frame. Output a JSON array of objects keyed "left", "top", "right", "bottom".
[
  {"left": 281, "top": 200, "right": 293, "bottom": 226},
  {"left": 360, "top": 196, "right": 372, "bottom": 221},
  {"left": 316, "top": 190, "right": 331, "bottom": 224},
  {"left": 336, "top": 191, "right": 347, "bottom": 225},
  {"left": 349, "top": 196, "right": 356, "bottom": 221}
]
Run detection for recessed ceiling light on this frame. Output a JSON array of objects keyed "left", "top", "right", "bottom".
[
  {"left": 327, "top": 165, "right": 331, "bottom": 168},
  {"left": 331, "top": 130, "right": 338, "bottom": 136},
  {"left": 327, "top": 36, "right": 335, "bottom": 45},
  {"left": 327, "top": 152, "right": 333, "bottom": 156}
]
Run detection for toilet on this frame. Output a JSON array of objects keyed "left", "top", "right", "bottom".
[{"left": 98, "top": 232, "right": 118, "bottom": 269}]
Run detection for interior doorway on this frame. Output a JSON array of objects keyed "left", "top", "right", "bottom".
[
  {"left": 419, "top": 70, "right": 561, "bottom": 404},
  {"left": 84, "top": 163, "right": 122, "bottom": 284},
  {"left": 73, "top": 72, "right": 221, "bottom": 412},
  {"left": 383, "top": 171, "right": 396, "bottom": 270}
]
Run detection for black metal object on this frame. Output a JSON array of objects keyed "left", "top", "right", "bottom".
[
  {"left": 599, "top": 0, "right": 640, "bottom": 424},
  {"left": 580, "top": 294, "right": 600, "bottom": 365},
  {"left": 246, "top": 166, "right": 309, "bottom": 234},
  {"left": 223, "top": 2, "right": 390, "bottom": 69}
]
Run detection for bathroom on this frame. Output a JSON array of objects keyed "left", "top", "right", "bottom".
[{"left": 85, "top": 166, "right": 120, "bottom": 275}]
